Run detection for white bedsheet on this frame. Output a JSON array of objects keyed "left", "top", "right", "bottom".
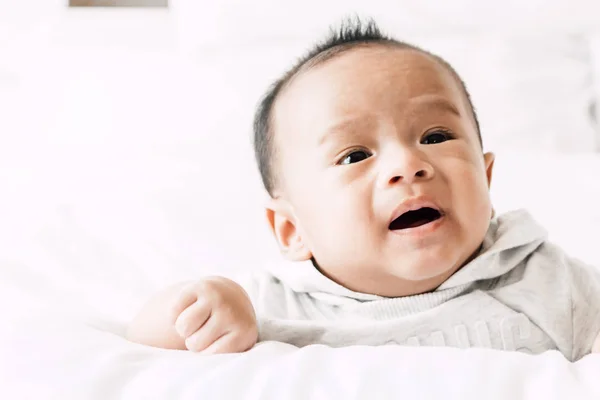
[
  {"left": 2, "top": 315, "right": 600, "bottom": 399},
  {"left": 2, "top": 152, "right": 600, "bottom": 399}
]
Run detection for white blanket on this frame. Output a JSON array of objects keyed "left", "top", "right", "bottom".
[
  {"left": 2, "top": 315, "right": 600, "bottom": 399},
  {"left": 2, "top": 152, "right": 600, "bottom": 399}
]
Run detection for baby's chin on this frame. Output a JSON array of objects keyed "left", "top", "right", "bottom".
[
  {"left": 387, "top": 252, "right": 466, "bottom": 286},
  {"left": 329, "top": 254, "right": 468, "bottom": 297}
]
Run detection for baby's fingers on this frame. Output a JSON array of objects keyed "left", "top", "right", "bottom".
[
  {"left": 170, "top": 283, "right": 200, "bottom": 322},
  {"left": 201, "top": 332, "right": 252, "bottom": 355},
  {"left": 175, "top": 300, "right": 211, "bottom": 338},
  {"left": 185, "top": 315, "right": 225, "bottom": 352}
]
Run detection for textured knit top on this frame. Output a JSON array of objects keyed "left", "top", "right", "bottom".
[{"left": 235, "top": 210, "right": 600, "bottom": 362}]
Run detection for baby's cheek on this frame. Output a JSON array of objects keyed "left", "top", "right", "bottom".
[
  {"left": 448, "top": 157, "right": 490, "bottom": 195},
  {"left": 312, "top": 199, "right": 368, "bottom": 247},
  {"left": 447, "top": 166, "right": 491, "bottom": 225}
]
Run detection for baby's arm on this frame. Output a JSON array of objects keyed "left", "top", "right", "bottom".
[{"left": 126, "top": 277, "right": 258, "bottom": 353}]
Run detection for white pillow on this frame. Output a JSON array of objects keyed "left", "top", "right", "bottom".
[
  {"left": 491, "top": 150, "right": 600, "bottom": 266},
  {"left": 591, "top": 32, "right": 600, "bottom": 142}
]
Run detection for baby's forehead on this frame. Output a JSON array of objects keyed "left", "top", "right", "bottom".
[
  {"left": 286, "top": 48, "right": 461, "bottom": 108},
  {"left": 273, "top": 46, "right": 467, "bottom": 139}
]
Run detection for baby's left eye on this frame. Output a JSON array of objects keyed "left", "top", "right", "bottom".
[{"left": 421, "top": 130, "right": 453, "bottom": 145}]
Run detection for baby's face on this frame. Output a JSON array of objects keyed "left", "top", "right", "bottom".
[{"left": 269, "top": 46, "right": 494, "bottom": 297}]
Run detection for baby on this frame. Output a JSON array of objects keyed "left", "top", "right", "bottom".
[{"left": 127, "top": 19, "right": 600, "bottom": 361}]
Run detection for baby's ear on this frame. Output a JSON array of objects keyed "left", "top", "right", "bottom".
[
  {"left": 483, "top": 152, "right": 495, "bottom": 188},
  {"left": 265, "top": 197, "right": 312, "bottom": 262}
]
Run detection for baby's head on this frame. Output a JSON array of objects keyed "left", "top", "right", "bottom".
[{"left": 253, "top": 19, "right": 495, "bottom": 297}]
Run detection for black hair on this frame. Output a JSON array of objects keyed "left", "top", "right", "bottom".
[{"left": 253, "top": 17, "right": 481, "bottom": 197}]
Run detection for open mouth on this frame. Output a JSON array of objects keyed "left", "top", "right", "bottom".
[{"left": 388, "top": 207, "right": 442, "bottom": 230}]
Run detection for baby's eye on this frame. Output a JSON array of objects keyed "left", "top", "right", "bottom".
[
  {"left": 421, "top": 130, "right": 453, "bottom": 145},
  {"left": 339, "top": 150, "right": 372, "bottom": 165}
]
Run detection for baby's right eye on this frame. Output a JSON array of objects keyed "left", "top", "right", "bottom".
[{"left": 339, "top": 150, "right": 372, "bottom": 165}]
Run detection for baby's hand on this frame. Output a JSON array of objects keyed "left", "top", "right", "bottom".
[{"left": 171, "top": 277, "right": 258, "bottom": 354}]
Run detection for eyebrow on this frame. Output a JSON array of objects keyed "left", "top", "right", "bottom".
[
  {"left": 317, "top": 96, "right": 462, "bottom": 146},
  {"left": 411, "top": 95, "right": 462, "bottom": 118},
  {"left": 318, "top": 116, "right": 375, "bottom": 146}
]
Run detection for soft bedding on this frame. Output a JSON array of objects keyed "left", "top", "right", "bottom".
[
  {"left": 2, "top": 152, "right": 600, "bottom": 399},
  {"left": 3, "top": 316, "right": 600, "bottom": 400}
]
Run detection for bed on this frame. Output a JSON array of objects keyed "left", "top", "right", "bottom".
[{"left": 2, "top": 1, "right": 600, "bottom": 399}]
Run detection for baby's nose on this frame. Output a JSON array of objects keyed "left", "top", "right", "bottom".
[
  {"left": 388, "top": 169, "right": 430, "bottom": 185},
  {"left": 381, "top": 152, "right": 434, "bottom": 187}
]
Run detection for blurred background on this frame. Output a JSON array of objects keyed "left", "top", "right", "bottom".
[
  {"left": 69, "top": 0, "right": 168, "bottom": 6},
  {"left": 1, "top": 1, "right": 600, "bottom": 321}
]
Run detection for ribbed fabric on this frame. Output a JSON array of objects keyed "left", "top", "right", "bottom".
[{"left": 234, "top": 210, "right": 600, "bottom": 361}]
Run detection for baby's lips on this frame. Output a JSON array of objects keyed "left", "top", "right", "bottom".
[{"left": 388, "top": 195, "right": 441, "bottom": 225}]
